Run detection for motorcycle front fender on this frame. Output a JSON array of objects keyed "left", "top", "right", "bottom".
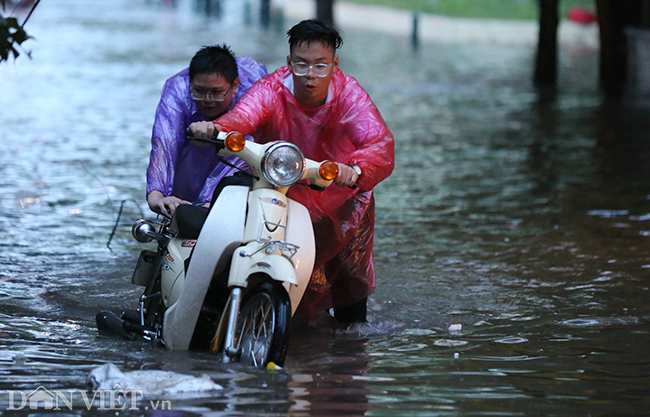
[
  {"left": 162, "top": 185, "right": 248, "bottom": 351},
  {"left": 229, "top": 253, "right": 298, "bottom": 288}
]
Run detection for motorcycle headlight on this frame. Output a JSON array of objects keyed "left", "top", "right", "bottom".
[{"left": 261, "top": 142, "right": 305, "bottom": 187}]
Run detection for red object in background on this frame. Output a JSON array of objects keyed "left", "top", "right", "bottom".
[{"left": 568, "top": 7, "right": 597, "bottom": 24}]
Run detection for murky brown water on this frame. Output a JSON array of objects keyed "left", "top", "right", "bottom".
[{"left": 1, "top": 0, "right": 649, "bottom": 415}]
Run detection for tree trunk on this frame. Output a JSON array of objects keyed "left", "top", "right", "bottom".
[
  {"left": 260, "top": 0, "right": 270, "bottom": 27},
  {"left": 534, "top": 0, "right": 559, "bottom": 87},
  {"left": 596, "top": 0, "right": 628, "bottom": 98},
  {"left": 316, "top": 0, "right": 334, "bottom": 27}
]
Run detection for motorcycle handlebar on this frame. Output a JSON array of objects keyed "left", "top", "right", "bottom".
[
  {"left": 184, "top": 128, "right": 224, "bottom": 148},
  {"left": 183, "top": 128, "right": 344, "bottom": 190}
]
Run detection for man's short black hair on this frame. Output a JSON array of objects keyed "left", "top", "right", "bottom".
[
  {"left": 287, "top": 19, "right": 343, "bottom": 55},
  {"left": 189, "top": 44, "right": 238, "bottom": 84}
]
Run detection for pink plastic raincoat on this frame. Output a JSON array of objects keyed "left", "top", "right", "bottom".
[
  {"left": 217, "top": 66, "right": 395, "bottom": 318},
  {"left": 146, "top": 57, "right": 267, "bottom": 203}
]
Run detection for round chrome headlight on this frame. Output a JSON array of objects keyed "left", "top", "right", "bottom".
[{"left": 260, "top": 142, "right": 306, "bottom": 187}]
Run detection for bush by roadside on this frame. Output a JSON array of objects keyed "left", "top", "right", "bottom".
[{"left": 344, "top": 0, "right": 595, "bottom": 20}]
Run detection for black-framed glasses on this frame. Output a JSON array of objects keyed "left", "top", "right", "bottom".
[{"left": 191, "top": 84, "right": 233, "bottom": 101}]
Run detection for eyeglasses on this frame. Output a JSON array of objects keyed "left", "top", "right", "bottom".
[
  {"left": 191, "top": 84, "right": 233, "bottom": 101},
  {"left": 290, "top": 61, "right": 332, "bottom": 78}
]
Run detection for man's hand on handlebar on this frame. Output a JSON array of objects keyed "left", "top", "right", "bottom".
[
  {"left": 189, "top": 121, "right": 221, "bottom": 139},
  {"left": 334, "top": 163, "right": 360, "bottom": 188},
  {"left": 147, "top": 191, "right": 191, "bottom": 216}
]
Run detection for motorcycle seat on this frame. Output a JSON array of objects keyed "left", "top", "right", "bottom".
[{"left": 172, "top": 205, "right": 208, "bottom": 240}]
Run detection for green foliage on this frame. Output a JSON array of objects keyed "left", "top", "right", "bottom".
[
  {"left": 0, "top": 15, "right": 31, "bottom": 61},
  {"left": 0, "top": 0, "right": 34, "bottom": 62},
  {"left": 345, "top": 0, "right": 595, "bottom": 20}
]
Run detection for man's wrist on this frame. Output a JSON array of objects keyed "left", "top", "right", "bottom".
[
  {"left": 147, "top": 190, "right": 164, "bottom": 202},
  {"left": 347, "top": 164, "right": 362, "bottom": 176}
]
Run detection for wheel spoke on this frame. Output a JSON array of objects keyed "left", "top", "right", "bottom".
[
  {"left": 235, "top": 315, "right": 249, "bottom": 348},
  {"left": 256, "top": 303, "right": 272, "bottom": 339}
]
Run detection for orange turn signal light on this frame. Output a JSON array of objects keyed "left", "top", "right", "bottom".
[
  {"left": 225, "top": 132, "right": 246, "bottom": 152},
  {"left": 319, "top": 161, "right": 339, "bottom": 181}
]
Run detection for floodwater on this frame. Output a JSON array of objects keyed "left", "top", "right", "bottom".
[{"left": 1, "top": 0, "right": 649, "bottom": 415}]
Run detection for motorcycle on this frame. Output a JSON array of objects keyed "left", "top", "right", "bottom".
[{"left": 97, "top": 131, "right": 339, "bottom": 367}]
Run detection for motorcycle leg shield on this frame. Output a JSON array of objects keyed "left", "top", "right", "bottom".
[
  {"left": 162, "top": 185, "right": 248, "bottom": 350},
  {"left": 284, "top": 200, "right": 315, "bottom": 314}
]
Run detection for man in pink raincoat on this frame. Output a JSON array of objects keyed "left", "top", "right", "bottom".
[
  {"left": 190, "top": 20, "right": 395, "bottom": 324},
  {"left": 146, "top": 45, "right": 267, "bottom": 215}
]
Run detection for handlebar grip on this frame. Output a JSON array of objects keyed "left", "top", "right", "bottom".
[
  {"left": 185, "top": 127, "right": 224, "bottom": 153},
  {"left": 185, "top": 127, "right": 220, "bottom": 140}
]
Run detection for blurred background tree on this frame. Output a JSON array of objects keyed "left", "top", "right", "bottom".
[{"left": 316, "top": 0, "right": 334, "bottom": 26}]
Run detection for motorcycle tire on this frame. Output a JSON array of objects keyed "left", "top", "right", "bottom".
[{"left": 235, "top": 280, "right": 291, "bottom": 367}]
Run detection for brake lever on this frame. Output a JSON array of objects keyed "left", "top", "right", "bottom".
[{"left": 184, "top": 128, "right": 224, "bottom": 149}]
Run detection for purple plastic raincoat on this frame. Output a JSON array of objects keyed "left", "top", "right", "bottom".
[
  {"left": 217, "top": 66, "right": 395, "bottom": 318},
  {"left": 146, "top": 57, "right": 267, "bottom": 203}
]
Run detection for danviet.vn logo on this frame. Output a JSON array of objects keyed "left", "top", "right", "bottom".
[{"left": 3, "top": 384, "right": 171, "bottom": 413}]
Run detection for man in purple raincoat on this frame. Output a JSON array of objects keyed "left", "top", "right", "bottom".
[{"left": 146, "top": 45, "right": 267, "bottom": 215}]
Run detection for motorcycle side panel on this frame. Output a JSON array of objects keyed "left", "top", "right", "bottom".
[
  {"left": 131, "top": 250, "right": 156, "bottom": 286},
  {"left": 162, "top": 240, "right": 194, "bottom": 307},
  {"left": 162, "top": 185, "right": 248, "bottom": 350}
]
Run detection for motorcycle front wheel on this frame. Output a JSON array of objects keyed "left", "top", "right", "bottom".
[{"left": 235, "top": 280, "right": 291, "bottom": 367}]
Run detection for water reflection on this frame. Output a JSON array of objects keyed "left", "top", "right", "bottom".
[
  {"left": 287, "top": 329, "right": 372, "bottom": 416},
  {"left": 1, "top": 0, "right": 650, "bottom": 415}
]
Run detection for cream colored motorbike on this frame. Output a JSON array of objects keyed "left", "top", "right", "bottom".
[{"left": 97, "top": 132, "right": 338, "bottom": 367}]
